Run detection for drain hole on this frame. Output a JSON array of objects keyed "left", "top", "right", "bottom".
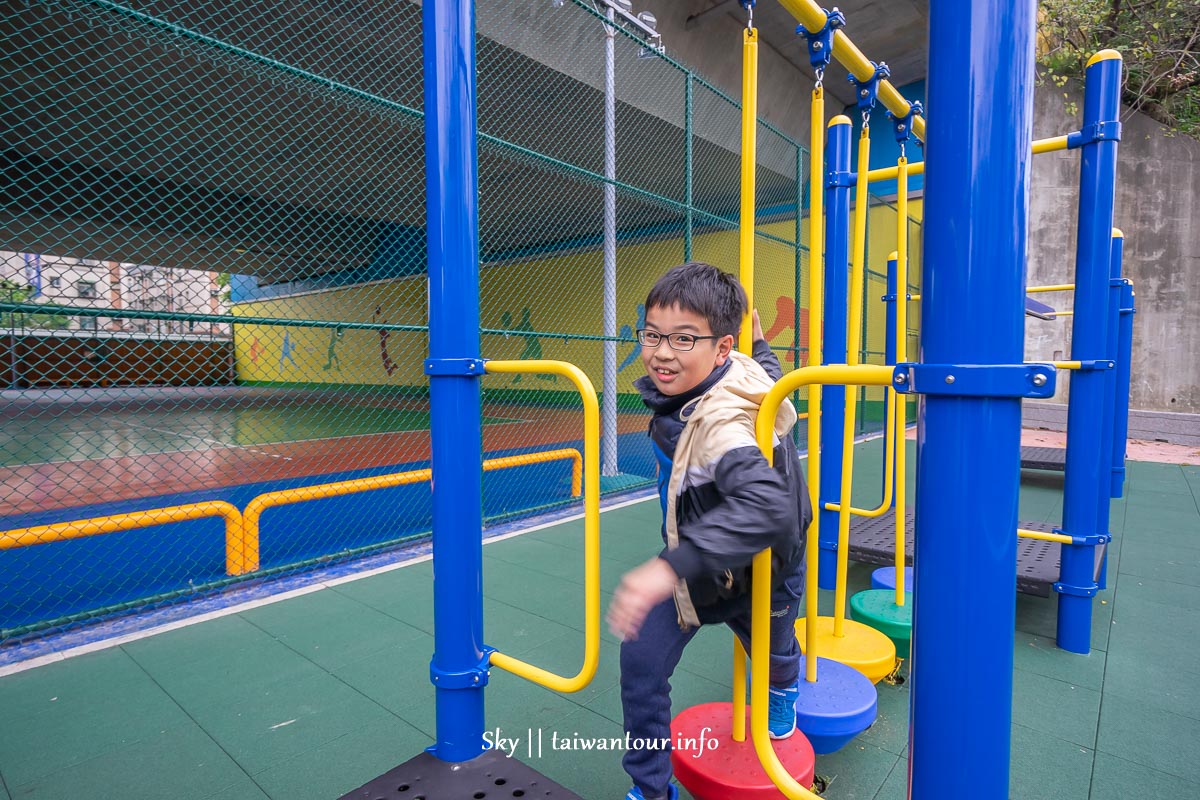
[
  {"left": 397, "top": 786, "right": 409, "bottom": 793},
  {"left": 474, "top": 793, "right": 486, "bottom": 799},
  {"left": 512, "top": 791, "right": 525, "bottom": 798},
  {"left": 495, "top": 779, "right": 507, "bottom": 786}
]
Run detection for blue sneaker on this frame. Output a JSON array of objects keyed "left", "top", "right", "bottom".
[
  {"left": 625, "top": 785, "right": 678, "bottom": 800},
  {"left": 768, "top": 681, "right": 799, "bottom": 739}
]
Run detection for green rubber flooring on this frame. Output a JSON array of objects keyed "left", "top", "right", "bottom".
[{"left": 0, "top": 445, "right": 1197, "bottom": 800}]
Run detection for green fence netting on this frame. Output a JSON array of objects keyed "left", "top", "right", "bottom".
[{"left": 0, "top": 0, "right": 920, "bottom": 643}]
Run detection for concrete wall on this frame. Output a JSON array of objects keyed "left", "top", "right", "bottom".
[{"left": 1026, "top": 79, "right": 1200, "bottom": 416}]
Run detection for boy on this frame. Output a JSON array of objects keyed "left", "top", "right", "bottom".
[{"left": 607, "top": 262, "right": 812, "bottom": 800}]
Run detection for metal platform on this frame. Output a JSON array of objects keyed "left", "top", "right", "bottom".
[
  {"left": 338, "top": 750, "right": 584, "bottom": 800},
  {"left": 1020, "top": 445, "right": 1067, "bottom": 472},
  {"left": 847, "top": 510, "right": 1106, "bottom": 597}
]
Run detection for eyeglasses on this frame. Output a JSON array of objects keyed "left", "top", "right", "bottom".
[{"left": 636, "top": 329, "right": 723, "bottom": 352}]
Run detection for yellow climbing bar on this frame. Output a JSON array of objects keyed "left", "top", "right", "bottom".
[
  {"left": 484, "top": 360, "right": 600, "bottom": 693},
  {"left": 739, "top": 26, "right": 758, "bottom": 349},
  {"left": 1018, "top": 528, "right": 1074, "bottom": 545}
]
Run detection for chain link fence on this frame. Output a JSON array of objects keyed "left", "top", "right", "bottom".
[{"left": 1, "top": 0, "right": 919, "bottom": 644}]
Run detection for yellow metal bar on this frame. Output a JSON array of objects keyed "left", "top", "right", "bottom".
[
  {"left": 1018, "top": 528, "right": 1074, "bottom": 545},
  {"left": 752, "top": 364, "right": 894, "bottom": 799},
  {"left": 866, "top": 135, "right": 1070, "bottom": 184},
  {"left": 0, "top": 501, "right": 247, "bottom": 575},
  {"left": 1033, "top": 135, "right": 1070, "bottom": 154},
  {"left": 1027, "top": 284, "right": 1075, "bottom": 293},
  {"left": 243, "top": 468, "right": 433, "bottom": 574},
  {"left": 1054, "top": 311, "right": 1075, "bottom": 317},
  {"left": 732, "top": 637, "right": 748, "bottom": 742},
  {"left": 483, "top": 449, "right": 583, "bottom": 497},
  {"left": 1051, "top": 361, "right": 1082, "bottom": 370},
  {"left": 779, "top": 0, "right": 924, "bottom": 144},
  {"left": 893, "top": 158, "right": 909, "bottom": 603},
  {"left": 484, "top": 360, "right": 600, "bottom": 694},
  {"left": 822, "top": 396, "right": 894, "bottom": 518},
  {"left": 832, "top": 126, "right": 873, "bottom": 637},
  {"left": 739, "top": 27, "right": 758, "bottom": 349}
]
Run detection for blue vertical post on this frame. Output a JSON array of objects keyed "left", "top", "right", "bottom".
[
  {"left": 883, "top": 254, "right": 898, "bottom": 507},
  {"left": 1057, "top": 50, "right": 1123, "bottom": 654},
  {"left": 1095, "top": 229, "right": 1123, "bottom": 590},
  {"left": 424, "top": 0, "right": 487, "bottom": 762},
  {"left": 1111, "top": 277, "right": 1135, "bottom": 497},
  {"left": 818, "top": 117, "right": 852, "bottom": 590},
  {"left": 910, "top": 2, "right": 1036, "bottom": 797}
]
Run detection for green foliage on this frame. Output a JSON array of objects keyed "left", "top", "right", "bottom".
[
  {"left": 1, "top": 278, "right": 70, "bottom": 330},
  {"left": 1039, "top": 0, "right": 1200, "bottom": 138}
]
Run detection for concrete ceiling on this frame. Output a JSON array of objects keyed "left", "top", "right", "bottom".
[{"left": 682, "top": 0, "right": 929, "bottom": 107}]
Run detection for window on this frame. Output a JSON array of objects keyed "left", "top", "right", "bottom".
[
  {"left": 48, "top": 277, "right": 61, "bottom": 289},
  {"left": 78, "top": 316, "right": 98, "bottom": 331},
  {"left": 76, "top": 281, "right": 97, "bottom": 299}
]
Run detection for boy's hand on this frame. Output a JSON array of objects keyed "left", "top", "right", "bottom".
[
  {"left": 752, "top": 309, "right": 764, "bottom": 342},
  {"left": 607, "top": 558, "right": 678, "bottom": 641}
]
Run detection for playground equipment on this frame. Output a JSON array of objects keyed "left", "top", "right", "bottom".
[{"left": 339, "top": 1, "right": 1128, "bottom": 799}]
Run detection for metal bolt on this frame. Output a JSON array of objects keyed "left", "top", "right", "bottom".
[
  {"left": 1032, "top": 374, "right": 1047, "bottom": 387},
  {"left": 813, "top": 41, "right": 823, "bottom": 50},
  {"left": 473, "top": 674, "right": 479, "bottom": 683},
  {"left": 894, "top": 373, "right": 907, "bottom": 384},
  {"left": 860, "top": 89, "right": 868, "bottom": 97},
  {"left": 898, "top": 123, "right": 907, "bottom": 131},
  {"left": 944, "top": 375, "right": 955, "bottom": 384}
]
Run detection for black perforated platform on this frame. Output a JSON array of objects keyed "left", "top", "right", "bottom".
[
  {"left": 847, "top": 511, "right": 1106, "bottom": 597},
  {"left": 1020, "top": 446, "right": 1067, "bottom": 472},
  {"left": 338, "top": 750, "right": 584, "bottom": 800}
]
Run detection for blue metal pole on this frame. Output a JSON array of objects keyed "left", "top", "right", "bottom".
[
  {"left": 1095, "top": 230, "right": 1123, "bottom": 590},
  {"left": 424, "top": 0, "right": 486, "bottom": 762},
  {"left": 1111, "top": 277, "right": 1135, "bottom": 497},
  {"left": 818, "top": 117, "right": 852, "bottom": 590},
  {"left": 910, "top": 2, "right": 1036, "bottom": 797},
  {"left": 1107, "top": 232, "right": 1127, "bottom": 498},
  {"left": 1057, "top": 51, "right": 1123, "bottom": 654},
  {"left": 883, "top": 254, "right": 898, "bottom": 507}
]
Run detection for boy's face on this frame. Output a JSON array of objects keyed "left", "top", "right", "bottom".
[{"left": 641, "top": 304, "right": 734, "bottom": 396}]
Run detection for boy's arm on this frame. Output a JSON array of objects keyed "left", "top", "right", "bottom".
[
  {"left": 750, "top": 309, "right": 783, "bottom": 380},
  {"left": 659, "top": 444, "right": 799, "bottom": 580}
]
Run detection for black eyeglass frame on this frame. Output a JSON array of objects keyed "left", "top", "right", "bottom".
[{"left": 635, "top": 329, "right": 725, "bottom": 352}]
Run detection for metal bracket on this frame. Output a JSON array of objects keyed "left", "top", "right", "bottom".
[
  {"left": 795, "top": 7, "right": 845, "bottom": 73},
  {"left": 892, "top": 363, "right": 1057, "bottom": 399},
  {"left": 848, "top": 60, "right": 890, "bottom": 114},
  {"left": 1053, "top": 580, "right": 1099, "bottom": 599},
  {"left": 1075, "top": 359, "right": 1115, "bottom": 371},
  {"left": 429, "top": 651, "right": 492, "bottom": 689},
  {"left": 1066, "top": 120, "right": 1122, "bottom": 148},
  {"left": 827, "top": 169, "right": 856, "bottom": 188},
  {"left": 424, "top": 357, "right": 488, "bottom": 376},
  {"left": 1053, "top": 527, "right": 1110, "bottom": 547},
  {"left": 887, "top": 100, "right": 923, "bottom": 143},
  {"left": 880, "top": 292, "right": 914, "bottom": 302}
]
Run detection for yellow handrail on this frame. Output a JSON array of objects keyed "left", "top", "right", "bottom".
[
  {"left": 484, "top": 360, "right": 600, "bottom": 694},
  {"left": 0, "top": 501, "right": 248, "bottom": 576},
  {"left": 484, "top": 449, "right": 583, "bottom": 498},
  {"left": 779, "top": 0, "right": 925, "bottom": 142},
  {"left": 1027, "top": 284, "right": 1075, "bottom": 293},
  {"left": 865, "top": 135, "right": 1072, "bottom": 183},
  {"left": 822, "top": 396, "right": 895, "bottom": 518},
  {"left": 753, "top": 364, "right": 895, "bottom": 800},
  {"left": 1018, "top": 528, "right": 1073, "bottom": 545},
  {"left": 243, "top": 468, "right": 434, "bottom": 574}
]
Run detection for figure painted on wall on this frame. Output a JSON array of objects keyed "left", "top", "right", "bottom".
[
  {"left": 375, "top": 306, "right": 397, "bottom": 376},
  {"left": 279, "top": 330, "right": 299, "bottom": 370},
  {"left": 248, "top": 336, "right": 263, "bottom": 364},
  {"left": 763, "top": 295, "right": 811, "bottom": 365},
  {"left": 618, "top": 303, "right": 647, "bottom": 373},
  {"left": 501, "top": 307, "right": 555, "bottom": 384},
  {"left": 323, "top": 327, "right": 344, "bottom": 372}
]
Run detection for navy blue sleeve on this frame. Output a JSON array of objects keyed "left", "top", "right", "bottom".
[
  {"left": 659, "top": 445, "right": 800, "bottom": 580},
  {"left": 752, "top": 338, "right": 783, "bottom": 380}
]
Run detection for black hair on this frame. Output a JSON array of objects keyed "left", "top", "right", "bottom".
[{"left": 644, "top": 261, "right": 747, "bottom": 338}]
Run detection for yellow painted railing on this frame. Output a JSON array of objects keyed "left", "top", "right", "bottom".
[
  {"left": 484, "top": 360, "right": 600, "bottom": 694},
  {"left": 0, "top": 501, "right": 248, "bottom": 575},
  {"left": 1018, "top": 528, "right": 1074, "bottom": 545},
  {"left": 753, "top": 364, "right": 896, "bottom": 800},
  {"left": 484, "top": 449, "right": 583, "bottom": 498},
  {"left": 4, "top": 446, "right": 582, "bottom": 580},
  {"left": 1028, "top": 284, "right": 1075, "bottom": 293},
  {"left": 866, "top": 135, "right": 1072, "bottom": 183}
]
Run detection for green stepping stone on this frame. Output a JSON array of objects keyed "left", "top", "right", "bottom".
[{"left": 850, "top": 589, "right": 914, "bottom": 658}]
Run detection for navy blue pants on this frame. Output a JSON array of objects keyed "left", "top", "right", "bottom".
[{"left": 619, "top": 572, "right": 803, "bottom": 797}]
